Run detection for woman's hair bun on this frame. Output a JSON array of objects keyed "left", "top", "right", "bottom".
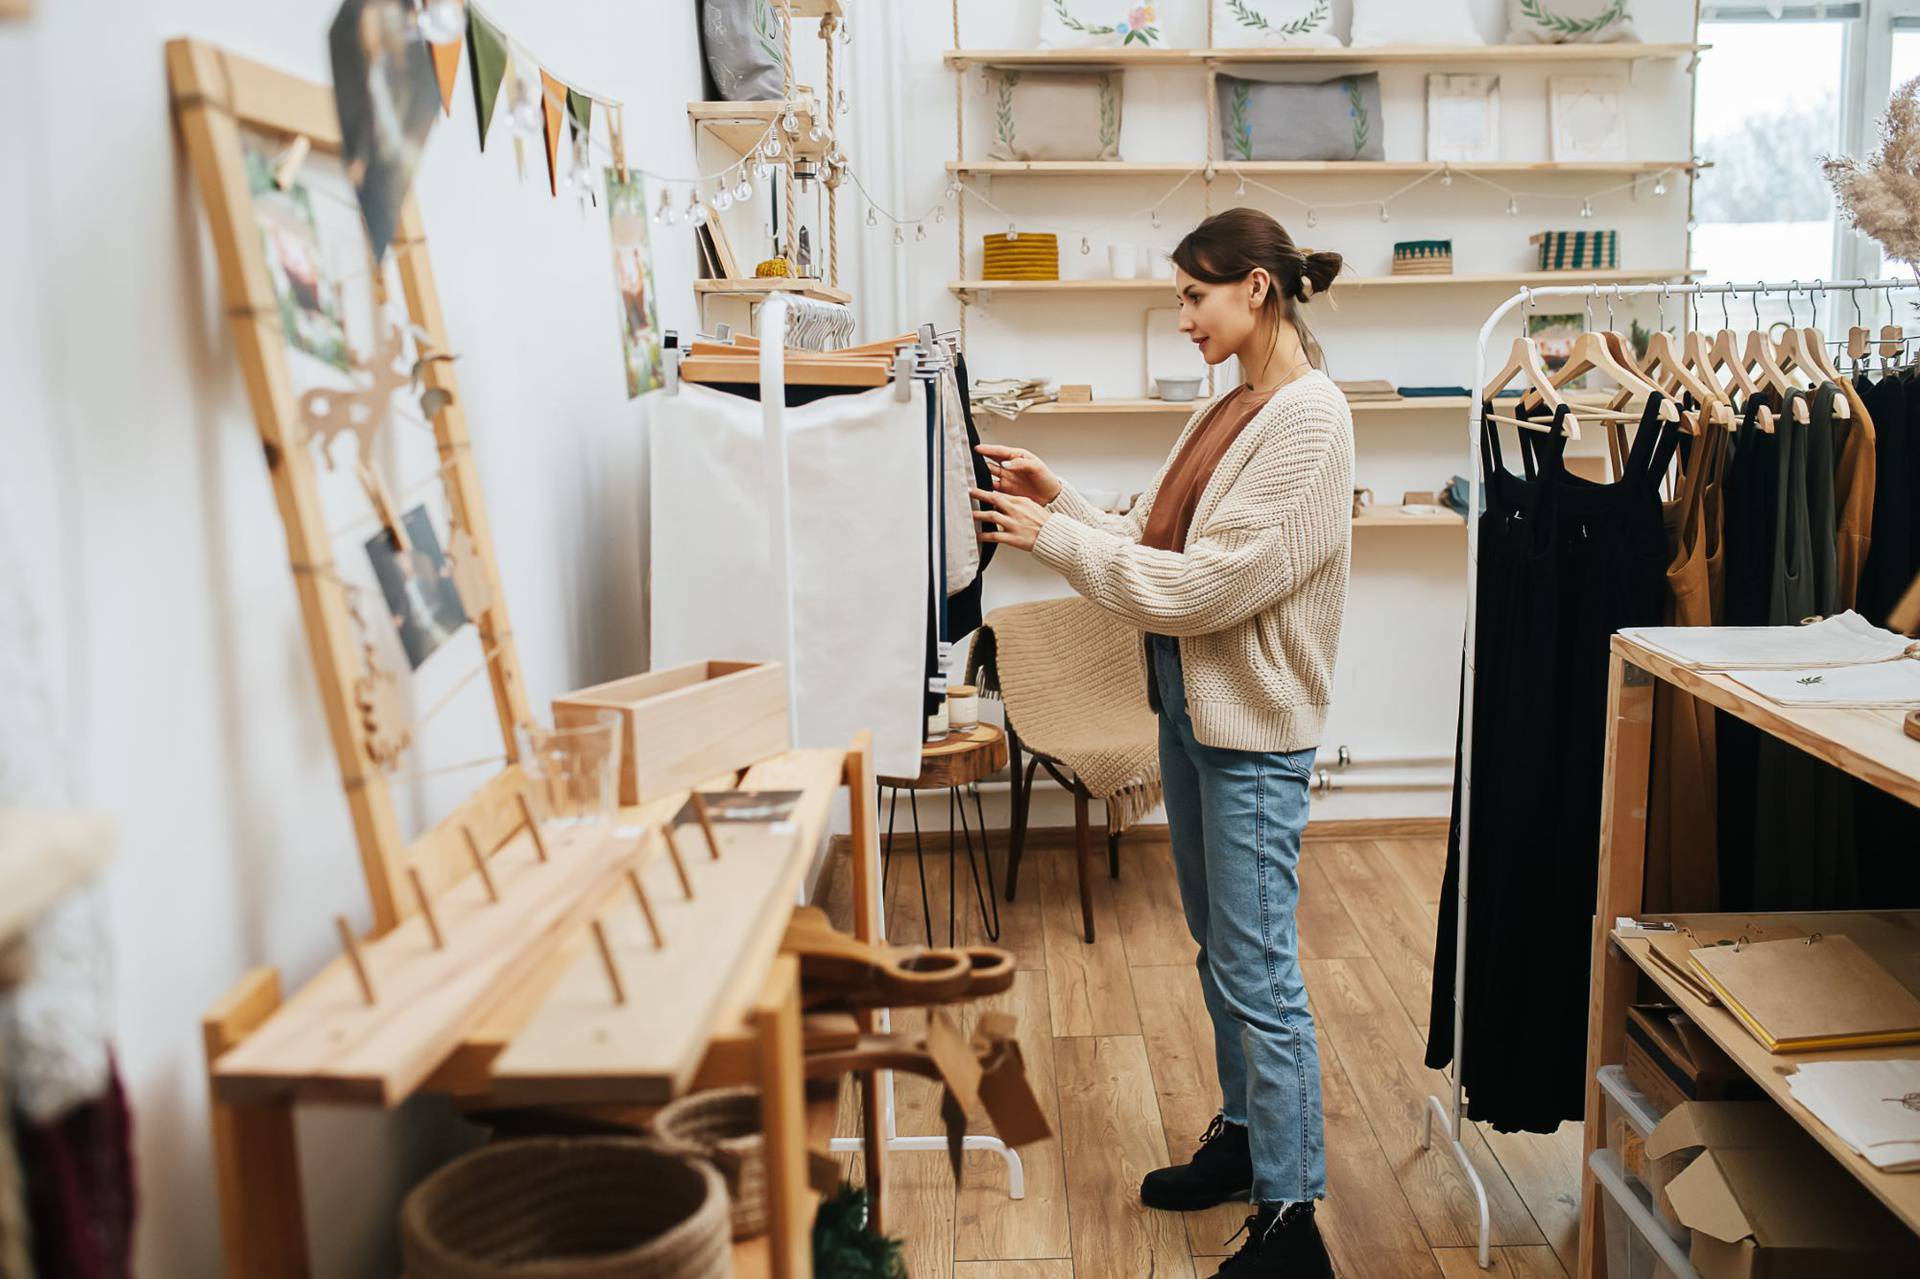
[{"left": 1295, "top": 249, "right": 1343, "bottom": 302}]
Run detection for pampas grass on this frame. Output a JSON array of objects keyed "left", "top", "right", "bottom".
[{"left": 1825, "top": 76, "right": 1920, "bottom": 265}]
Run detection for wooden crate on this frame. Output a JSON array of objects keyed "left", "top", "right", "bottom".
[{"left": 554, "top": 661, "right": 790, "bottom": 804}]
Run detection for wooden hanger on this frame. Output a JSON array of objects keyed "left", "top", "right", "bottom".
[
  {"left": 679, "top": 352, "right": 893, "bottom": 386},
  {"left": 1641, "top": 329, "right": 1725, "bottom": 429},
  {"left": 1745, "top": 328, "right": 1813, "bottom": 425},
  {"left": 1525, "top": 330, "right": 1678, "bottom": 423},
  {"left": 1773, "top": 326, "right": 1850, "bottom": 420},
  {"left": 1482, "top": 336, "right": 1580, "bottom": 438},
  {"left": 1707, "top": 327, "right": 1777, "bottom": 433}
]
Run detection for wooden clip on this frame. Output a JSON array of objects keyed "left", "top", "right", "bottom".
[
  {"left": 688, "top": 791, "right": 722, "bottom": 860},
  {"left": 357, "top": 460, "right": 411, "bottom": 555},
  {"left": 461, "top": 824, "right": 500, "bottom": 902},
  {"left": 407, "top": 867, "right": 445, "bottom": 949},
  {"left": 658, "top": 823, "right": 694, "bottom": 899},
  {"left": 335, "top": 915, "right": 378, "bottom": 1005},
  {"left": 1882, "top": 322, "right": 1906, "bottom": 360},
  {"left": 626, "top": 868, "right": 663, "bottom": 949},
  {"left": 590, "top": 919, "right": 627, "bottom": 1004},
  {"left": 609, "top": 104, "right": 628, "bottom": 181},
  {"left": 516, "top": 790, "right": 552, "bottom": 863},
  {"left": 273, "top": 135, "right": 311, "bottom": 190}
]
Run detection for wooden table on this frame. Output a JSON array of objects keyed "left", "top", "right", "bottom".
[
  {"left": 876, "top": 724, "right": 1009, "bottom": 946},
  {"left": 1578, "top": 634, "right": 1920, "bottom": 1279},
  {"left": 203, "top": 736, "right": 887, "bottom": 1279}
]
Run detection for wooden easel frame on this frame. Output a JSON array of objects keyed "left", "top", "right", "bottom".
[{"left": 167, "top": 38, "right": 533, "bottom": 935}]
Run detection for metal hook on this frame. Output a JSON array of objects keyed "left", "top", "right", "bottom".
[
  {"left": 1786, "top": 280, "right": 1799, "bottom": 329},
  {"left": 1719, "top": 286, "right": 1731, "bottom": 332},
  {"left": 1853, "top": 285, "right": 1865, "bottom": 328},
  {"left": 1585, "top": 288, "right": 1596, "bottom": 330},
  {"left": 1605, "top": 284, "right": 1617, "bottom": 331},
  {"left": 1752, "top": 288, "right": 1764, "bottom": 333}
]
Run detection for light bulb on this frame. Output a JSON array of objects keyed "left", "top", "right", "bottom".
[
  {"left": 713, "top": 188, "right": 733, "bottom": 212},
  {"left": 1150, "top": 207, "right": 1161, "bottom": 229},
  {"left": 892, "top": 226, "right": 904, "bottom": 246},
  {"left": 1579, "top": 199, "right": 1594, "bottom": 219},
  {"left": 1653, "top": 176, "right": 1668, "bottom": 197},
  {"left": 1080, "top": 235, "right": 1091, "bottom": 255},
  {"left": 1305, "top": 208, "right": 1317, "bottom": 228},
  {"left": 764, "top": 134, "right": 782, "bottom": 159},
  {"left": 865, "top": 207, "right": 878, "bottom": 228},
  {"left": 808, "top": 124, "right": 825, "bottom": 144},
  {"left": 1687, "top": 216, "right": 1699, "bottom": 232},
  {"left": 782, "top": 108, "right": 799, "bottom": 134},
  {"left": 933, "top": 207, "right": 945, "bottom": 224},
  {"left": 419, "top": 0, "right": 465, "bottom": 43},
  {"left": 1378, "top": 203, "right": 1390, "bottom": 223},
  {"left": 915, "top": 224, "right": 926, "bottom": 241},
  {"left": 688, "top": 193, "right": 708, "bottom": 226},
  {"left": 754, "top": 161, "right": 773, "bottom": 182},
  {"left": 837, "top": 90, "right": 849, "bottom": 116},
  {"left": 656, "top": 189, "right": 675, "bottom": 225},
  {"left": 1506, "top": 198, "right": 1518, "bottom": 217},
  {"left": 1235, "top": 177, "right": 1247, "bottom": 198},
  {"left": 1006, "top": 225, "right": 1018, "bottom": 241},
  {"left": 512, "top": 94, "right": 541, "bottom": 135},
  {"left": 734, "top": 176, "right": 752, "bottom": 202}
]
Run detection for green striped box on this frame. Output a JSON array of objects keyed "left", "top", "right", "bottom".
[{"left": 1531, "top": 230, "right": 1618, "bottom": 271}]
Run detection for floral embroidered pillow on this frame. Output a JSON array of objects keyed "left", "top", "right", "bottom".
[
  {"left": 1209, "top": 0, "right": 1339, "bottom": 49},
  {"left": 1216, "top": 73, "right": 1384, "bottom": 162},
  {"left": 1040, "top": 0, "right": 1163, "bottom": 49},
  {"left": 985, "top": 70, "right": 1123, "bottom": 162},
  {"left": 1505, "top": 0, "right": 1637, "bottom": 44}
]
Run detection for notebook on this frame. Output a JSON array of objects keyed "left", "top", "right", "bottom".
[
  {"left": 1643, "top": 922, "right": 1807, "bottom": 1006},
  {"left": 1688, "top": 935, "right": 1920, "bottom": 1053}
]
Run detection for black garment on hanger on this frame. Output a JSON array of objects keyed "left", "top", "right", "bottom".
[
  {"left": 1714, "top": 396, "right": 1779, "bottom": 910},
  {"left": 946, "top": 350, "right": 998, "bottom": 638},
  {"left": 1427, "top": 395, "right": 1676, "bottom": 1134}
]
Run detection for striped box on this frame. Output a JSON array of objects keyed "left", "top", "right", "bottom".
[
  {"left": 982, "top": 232, "right": 1059, "bottom": 281},
  {"left": 1392, "top": 240, "right": 1453, "bottom": 276},
  {"left": 1531, "top": 230, "right": 1618, "bottom": 271}
]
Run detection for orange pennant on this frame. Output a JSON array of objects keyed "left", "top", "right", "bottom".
[
  {"left": 430, "top": 38, "right": 462, "bottom": 117},
  {"left": 538, "top": 69, "right": 564, "bottom": 197}
]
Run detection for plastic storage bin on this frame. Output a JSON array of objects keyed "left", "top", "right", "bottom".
[
  {"left": 1589, "top": 1149, "right": 1696, "bottom": 1279},
  {"left": 1598, "top": 1063, "right": 1694, "bottom": 1237}
]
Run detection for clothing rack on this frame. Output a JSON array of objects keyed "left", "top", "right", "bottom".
[
  {"left": 1435, "top": 275, "right": 1920, "bottom": 1270},
  {"left": 661, "top": 298, "right": 1028, "bottom": 1199}
]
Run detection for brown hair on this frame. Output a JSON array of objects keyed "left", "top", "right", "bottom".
[{"left": 1170, "top": 207, "right": 1343, "bottom": 371}]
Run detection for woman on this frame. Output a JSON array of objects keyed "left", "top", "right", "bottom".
[{"left": 972, "top": 208, "right": 1350, "bottom": 1278}]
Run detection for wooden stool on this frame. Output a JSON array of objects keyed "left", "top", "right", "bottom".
[{"left": 876, "top": 725, "right": 1008, "bottom": 946}]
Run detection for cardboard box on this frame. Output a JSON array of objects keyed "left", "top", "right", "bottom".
[
  {"left": 1648, "top": 1100, "right": 1920, "bottom": 1279},
  {"left": 1626, "top": 1003, "right": 1759, "bottom": 1112}
]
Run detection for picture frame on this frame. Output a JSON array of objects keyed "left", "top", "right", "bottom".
[
  {"left": 696, "top": 214, "right": 744, "bottom": 280},
  {"left": 1550, "top": 75, "right": 1628, "bottom": 163},
  {"left": 168, "top": 38, "right": 533, "bottom": 934},
  {"left": 1427, "top": 74, "right": 1502, "bottom": 164}
]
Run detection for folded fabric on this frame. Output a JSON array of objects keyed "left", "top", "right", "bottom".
[
  {"left": 1621, "top": 612, "right": 1916, "bottom": 670},
  {"left": 969, "top": 377, "right": 1054, "bottom": 420},
  {"left": 1334, "top": 379, "right": 1400, "bottom": 400},
  {"left": 1785, "top": 1060, "right": 1920, "bottom": 1171},
  {"left": 1725, "top": 661, "right": 1920, "bottom": 707},
  {"left": 967, "top": 597, "right": 1162, "bottom": 834}
]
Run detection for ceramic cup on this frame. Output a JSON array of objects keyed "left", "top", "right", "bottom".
[
  {"left": 1352, "top": 487, "right": 1374, "bottom": 519},
  {"left": 1109, "top": 244, "right": 1139, "bottom": 280}
]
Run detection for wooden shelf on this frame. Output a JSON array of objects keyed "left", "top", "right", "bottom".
[
  {"left": 695, "top": 278, "right": 853, "bottom": 305},
  {"left": 945, "top": 43, "right": 1705, "bottom": 68},
  {"left": 1021, "top": 395, "right": 1473, "bottom": 417},
  {"left": 952, "top": 269, "right": 1696, "bottom": 297},
  {"left": 1351, "top": 504, "right": 1464, "bottom": 528},
  {"left": 1613, "top": 910, "right": 1920, "bottom": 1237},
  {"left": 688, "top": 100, "right": 830, "bottom": 162},
  {"left": 949, "top": 160, "right": 1698, "bottom": 178}
]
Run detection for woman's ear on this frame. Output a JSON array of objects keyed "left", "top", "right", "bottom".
[{"left": 1246, "top": 267, "right": 1270, "bottom": 309}]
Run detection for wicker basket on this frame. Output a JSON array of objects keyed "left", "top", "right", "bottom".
[
  {"left": 653, "top": 1087, "right": 768, "bottom": 1240},
  {"left": 401, "top": 1138, "right": 731, "bottom": 1279}
]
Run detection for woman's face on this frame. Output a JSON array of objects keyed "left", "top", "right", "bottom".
[{"left": 1174, "top": 264, "right": 1271, "bottom": 366}]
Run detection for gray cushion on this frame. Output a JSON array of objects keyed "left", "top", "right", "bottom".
[
  {"left": 701, "top": 0, "right": 784, "bottom": 102},
  {"left": 1217, "top": 73, "right": 1385, "bottom": 163}
]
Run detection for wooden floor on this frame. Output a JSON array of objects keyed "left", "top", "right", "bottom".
[{"left": 819, "top": 831, "right": 1582, "bottom": 1279}]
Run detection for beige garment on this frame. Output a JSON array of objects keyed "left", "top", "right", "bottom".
[
  {"left": 965, "top": 597, "right": 1162, "bottom": 834},
  {"left": 1645, "top": 416, "right": 1728, "bottom": 912},
  {"left": 1032, "top": 371, "right": 1353, "bottom": 753},
  {"left": 1834, "top": 378, "right": 1876, "bottom": 610}
]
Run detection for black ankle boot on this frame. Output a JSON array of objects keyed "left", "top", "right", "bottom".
[
  {"left": 1140, "top": 1114, "right": 1253, "bottom": 1211},
  {"left": 1213, "top": 1201, "right": 1335, "bottom": 1278}
]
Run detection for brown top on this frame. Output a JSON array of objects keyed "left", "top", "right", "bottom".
[
  {"left": 1834, "top": 378, "right": 1877, "bottom": 611},
  {"left": 1140, "top": 386, "right": 1266, "bottom": 550}
]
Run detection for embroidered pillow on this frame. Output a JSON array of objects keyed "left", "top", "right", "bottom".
[
  {"left": 1040, "top": 0, "right": 1163, "bottom": 49},
  {"left": 1209, "top": 0, "right": 1339, "bottom": 49},
  {"left": 700, "top": 0, "right": 783, "bottom": 101},
  {"left": 985, "top": 70, "right": 1124, "bottom": 162},
  {"left": 1216, "top": 73, "right": 1384, "bottom": 163},
  {"left": 1505, "top": 0, "right": 1637, "bottom": 44},
  {"left": 1350, "top": 0, "right": 1482, "bottom": 47}
]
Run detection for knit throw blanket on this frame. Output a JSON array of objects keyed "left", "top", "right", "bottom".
[{"left": 967, "top": 598, "right": 1162, "bottom": 834}]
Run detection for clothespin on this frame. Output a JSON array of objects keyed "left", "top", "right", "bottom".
[
  {"left": 356, "top": 460, "right": 411, "bottom": 555},
  {"left": 609, "top": 104, "right": 629, "bottom": 183},
  {"left": 273, "top": 136, "right": 312, "bottom": 190}
]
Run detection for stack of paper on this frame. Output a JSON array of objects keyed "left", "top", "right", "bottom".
[
  {"left": 1786, "top": 1060, "right": 1920, "bottom": 1172},
  {"left": 1724, "top": 662, "right": 1920, "bottom": 706},
  {"left": 1620, "top": 612, "right": 1914, "bottom": 669},
  {"left": 1689, "top": 935, "right": 1920, "bottom": 1053},
  {"left": 970, "top": 377, "right": 1054, "bottom": 421}
]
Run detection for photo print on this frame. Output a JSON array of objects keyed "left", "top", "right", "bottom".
[{"left": 365, "top": 504, "right": 469, "bottom": 669}]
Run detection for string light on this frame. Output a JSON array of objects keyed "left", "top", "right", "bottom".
[
  {"left": 1653, "top": 176, "right": 1668, "bottom": 197},
  {"left": 837, "top": 90, "right": 849, "bottom": 116},
  {"left": 782, "top": 107, "right": 799, "bottom": 134},
  {"left": 933, "top": 207, "right": 945, "bottom": 223},
  {"left": 734, "top": 174, "right": 752, "bottom": 201},
  {"left": 1579, "top": 198, "right": 1594, "bottom": 219},
  {"left": 892, "top": 225, "right": 904, "bottom": 246},
  {"left": 1507, "top": 197, "right": 1519, "bottom": 216},
  {"left": 754, "top": 160, "right": 774, "bottom": 182},
  {"left": 1080, "top": 235, "right": 1091, "bottom": 255},
  {"left": 764, "top": 133, "right": 782, "bottom": 159},
  {"left": 865, "top": 207, "right": 878, "bottom": 228},
  {"left": 687, "top": 190, "right": 709, "bottom": 226},
  {"left": 915, "top": 223, "right": 926, "bottom": 241},
  {"left": 808, "top": 123, "right": 826, "bottom": 144},
  {"left": 655, "top": 188, "right": 677, "bottom": 225},
  {"left": 1234, "top": 176, "right": 1248, "bottom": 198},
  {"left": 1379, "top": 203, "right": 1390, "bottom": 223},
  {"left": 712, "top": 186, "right": 733, "bottom": 212},
  {"left": 1006, "top": 224, "right": 1019, "bottom": 240},
  {"left": 1305, "top": 208, "right": 1317, "bottom": 228}
]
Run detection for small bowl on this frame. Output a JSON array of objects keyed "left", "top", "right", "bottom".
[{"left": 1155, "top": 376, "right": 1201, "bottom": 402}]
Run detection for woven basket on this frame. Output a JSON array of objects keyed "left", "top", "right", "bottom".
[
  {"left": 401, "top": 1138, "right": 731, "bottom": 1279},
  {"left": 653, "top": 1088, "right": 768, "bottom": 1240}
]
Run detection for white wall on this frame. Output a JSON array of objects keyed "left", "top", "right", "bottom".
[
  {"left": 856, "top": 0, "right": 1698, "bottom": 829},
  {"left": 0, "top": 2, "right": 715, "bottom": 1273}
]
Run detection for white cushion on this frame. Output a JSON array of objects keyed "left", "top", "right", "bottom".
[
  {"left": 1351, "top": 0, "right": 1483, "bottom": 47},
  {"left": 1210, "top": 0, "right": 1341, "bottom": 49}
]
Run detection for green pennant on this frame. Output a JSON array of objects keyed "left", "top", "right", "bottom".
[
  {"left": 566, "top": 88, "right": 592, "bottom": 142},
  {"left": 467, "top": 6, "right": 509, "bottom": 151}
]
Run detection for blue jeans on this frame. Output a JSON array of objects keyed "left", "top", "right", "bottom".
[{"left": 1150, "top": 634, "right": 1327, "bottom": 1204}]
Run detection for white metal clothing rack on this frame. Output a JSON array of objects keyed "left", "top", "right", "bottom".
[
  {"left": 1433, "top": 275, "right": 1918, "bottom": 1270},
  {"left": 667, "top": 296, "right": 1028, "bottom": 1199}
]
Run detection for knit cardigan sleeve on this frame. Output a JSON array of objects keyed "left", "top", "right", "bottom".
[
  {"left": 1045, "top": 478, "right": 1153, "bottom": 540},
  {"left": 1029, "top": 404, "right": 1346, "bottom": 637}
]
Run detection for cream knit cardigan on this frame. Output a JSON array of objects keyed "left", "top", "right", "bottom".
[{"left": 1030, "top": 370, "right": 1353, "bottom": 753}]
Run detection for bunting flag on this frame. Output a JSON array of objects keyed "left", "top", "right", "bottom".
[
  {"left": 430, "top": 38, "right": 462, "bottom": 117},
  {"left": 566, "top": 87, "right": 592, "bottom": 142},
  {"left": 466, "top": 5, "right": 508, "bottom": 150},
  {"left": 539, "top": 69, "right": 564, "bottom": 197}
]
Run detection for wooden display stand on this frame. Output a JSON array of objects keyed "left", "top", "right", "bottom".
[
  {"left": 1578, "top": 633, "right": 1920, "bottom": 1279},
  {"left": 168, "top": 39, "right": 885, "bottom": 1277}
]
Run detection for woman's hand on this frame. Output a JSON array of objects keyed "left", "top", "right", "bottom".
[
  {"left": 971, "top": 487, "right": 1049, "bottom": 552},
  {"left": 975, "top": 443, "right": 1062, "bottom": 504}
]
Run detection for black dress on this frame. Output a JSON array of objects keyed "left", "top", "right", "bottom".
[
  {"left": 1427, "top": 395, "right": 1676, "bottom": 1133},
  {"left": 1714, "top": 397, "right": 1779, "bottom": 910}
]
